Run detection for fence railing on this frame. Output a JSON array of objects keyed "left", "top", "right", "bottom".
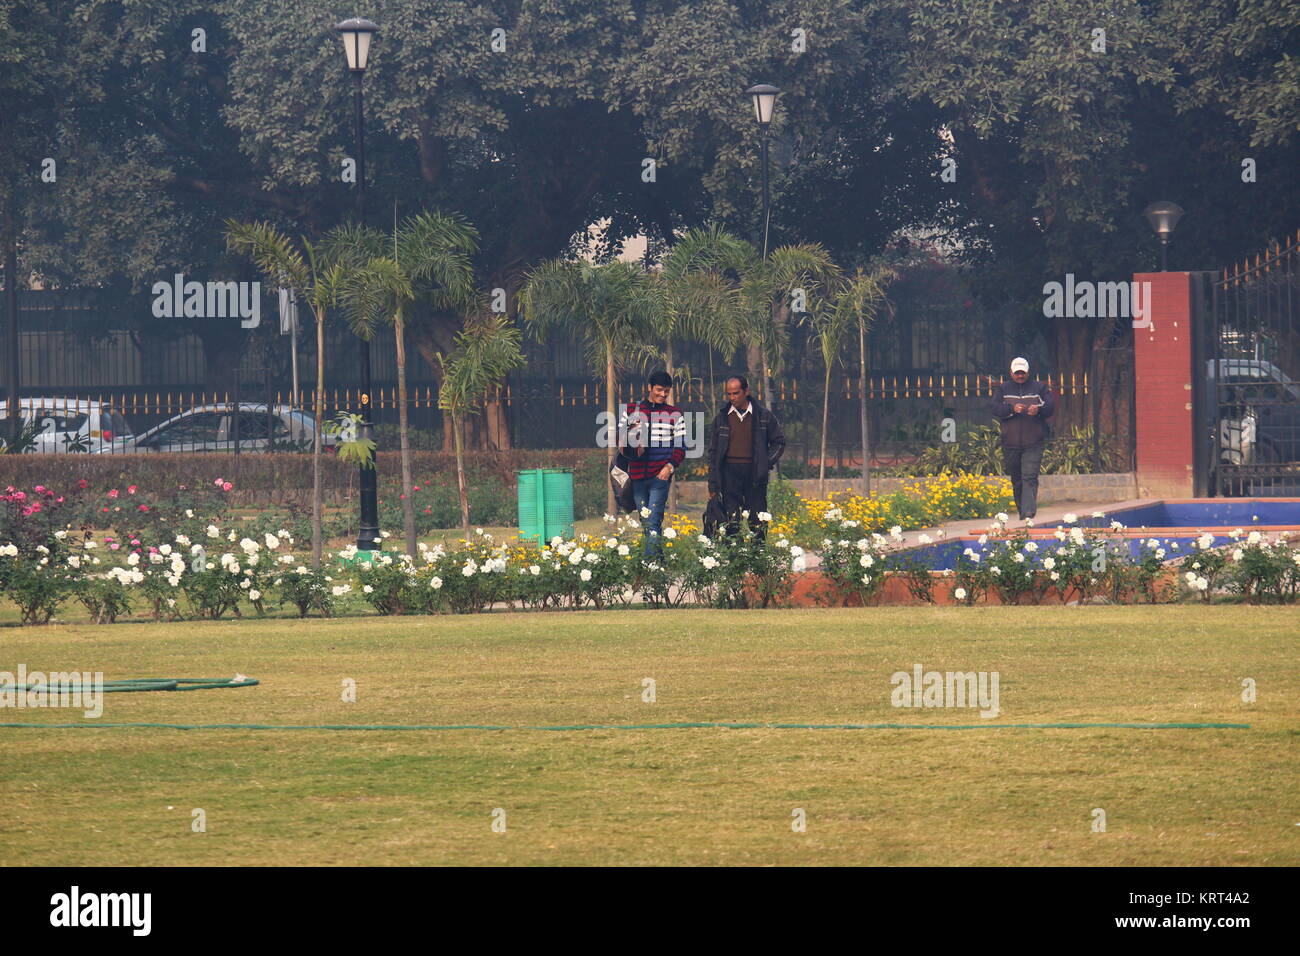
[{"left": 1, "top": 371, "right": 1094, "bottom": 458}]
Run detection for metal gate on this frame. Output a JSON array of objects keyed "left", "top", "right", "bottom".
[{"left": 1195, "top": 233, "right": 1300, "bottom": 496}]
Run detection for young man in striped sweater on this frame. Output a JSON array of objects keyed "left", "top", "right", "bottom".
[{"left": 619, "top": 370, "right": 687, "bottom": 558}]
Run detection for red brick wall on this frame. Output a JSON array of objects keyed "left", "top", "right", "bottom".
[{"left": 1132, "top": 272, "right": 1193, "bottom": 497}]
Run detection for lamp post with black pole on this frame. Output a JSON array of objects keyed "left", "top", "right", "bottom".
[
  {"left": 336, "top": 17, "right": 380, "bottom": 555},
  {"left": 745, "top": 83, "right": 779, "bottom": 411}
]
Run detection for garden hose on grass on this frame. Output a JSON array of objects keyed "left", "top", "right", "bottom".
[
  {"left": 96, "top": 677, "right": 260, "bottom": 692},
  {"left": 4, "top": 676, "right": 260, "bottom": 694}
]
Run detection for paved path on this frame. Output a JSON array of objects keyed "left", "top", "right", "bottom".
[{"left": 671, "top": 497, "right": 1146, "bottom": 570}]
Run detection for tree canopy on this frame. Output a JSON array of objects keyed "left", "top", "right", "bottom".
[{"left": 3, "top": 0, "right": 1297, "bottom": 401}]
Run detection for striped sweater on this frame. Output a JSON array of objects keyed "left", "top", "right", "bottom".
[{"left": 618, "top": 399, "right": 687, "bottom": 479}]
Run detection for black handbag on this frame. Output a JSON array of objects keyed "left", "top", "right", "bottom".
[
  {"left": 610, "top": 452, "right": 636, "bottom": 513},
  {"left": 702, "top": 493, "right": 727, "bottom": 537}
]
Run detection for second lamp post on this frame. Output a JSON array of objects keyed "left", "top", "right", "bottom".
[{"left": 336, "top": 17, "right": 381, "bottom": 554}]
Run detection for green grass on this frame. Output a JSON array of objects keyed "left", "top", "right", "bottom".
[{"left": 1, "top": 607, "right": 1296, "bottom": 865}]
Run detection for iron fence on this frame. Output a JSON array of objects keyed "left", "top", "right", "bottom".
[{"left": 1197, "top": 230, "right": 1300, "bottom": 496}]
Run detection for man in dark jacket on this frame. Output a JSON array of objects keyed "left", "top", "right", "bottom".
[
  {"left": 991, "top": 356, "right": 1055, "bottom": 521},
  {"left": 706, "top": 376, "right": 786, "bottom": 538}
]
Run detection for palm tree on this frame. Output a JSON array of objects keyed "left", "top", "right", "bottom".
[
  {"left": 225, "top": 221, "right": 347, "bottom": 567},
  {"left": 811, "top": 268, "right": 888, "bottom": 497},
  {"left": 741, "top": 243, "right": 841, "bottom": 409},
  {"left": 657, "top": 225, "right": 757, "bottom": 383},
  {"left": 519, "top": 260, "right": 663, "bottom": 514},
  {"left": 330, "top": 213, "right": 479, "bottom": 558},
  {"left": 435, "top": 314, "right": 525, "bottom": 539},
  {"left": 652, "top": 226, "right": 755, "bottom": 507}
]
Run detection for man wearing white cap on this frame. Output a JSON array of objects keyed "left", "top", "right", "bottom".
[{"left": 991, "top": 357, "right": 1055, "bottom": 521}]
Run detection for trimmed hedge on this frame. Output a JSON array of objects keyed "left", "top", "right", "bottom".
[{"left": 0, "top": 449, "right": 608, "bottom": 512}]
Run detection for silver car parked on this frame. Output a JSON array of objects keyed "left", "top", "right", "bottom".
[
  {"left": 104, "top": 403, "right": 334, "bottom": 454},
  {"left": 0, "top": 398, "right": 135, "bottom": 453}
]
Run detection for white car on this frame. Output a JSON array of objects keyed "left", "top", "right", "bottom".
[
  {"left": 104, "top": 403, "right": 335, "bottom": 454},
  {"left": 0, "top": 398, "right": 135, "bottom": 453}
]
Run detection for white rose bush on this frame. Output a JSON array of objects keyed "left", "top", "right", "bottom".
[{"left": 2, "top": 481, "right": 1299, "bottom": 623}]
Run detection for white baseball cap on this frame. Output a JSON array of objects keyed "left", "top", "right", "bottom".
[{"left": 1010, "top": 357, "right": 1029, "bottom": 373}]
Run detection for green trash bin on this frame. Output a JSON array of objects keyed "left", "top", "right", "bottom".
[{"left": 518, "top": 468, "right": 575, "bottom": 544}]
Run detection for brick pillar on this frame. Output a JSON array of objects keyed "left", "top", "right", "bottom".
[{"left": 1132, "top": 271, "right": 1194, "bottom": 497}]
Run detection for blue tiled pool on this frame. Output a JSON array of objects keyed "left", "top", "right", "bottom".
[{"left": 1080, "top": 499, "right": 1300, "bottom": 528}]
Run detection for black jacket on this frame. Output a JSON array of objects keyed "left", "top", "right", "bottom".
[
  {"left": 991, "top": 379, "right": 1056, "bottom": 447},
  {"left": 706, "top": 398, "right": 786, "bottom": 494}
]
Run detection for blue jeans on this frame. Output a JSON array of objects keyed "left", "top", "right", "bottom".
[{"left": 631, "top": 477, "right": 671, "bottom": 557}]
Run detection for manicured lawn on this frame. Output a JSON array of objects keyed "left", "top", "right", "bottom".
[{"left": 0, "top": 607, "right": 1295, "bottom": 865}]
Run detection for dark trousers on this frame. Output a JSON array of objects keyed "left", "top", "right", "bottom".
[
  {"left": 1002, "top": 442, "right": 1045, "bottom": 518},
  {"left": 721, "top": 460, "right": 767, "bottom": 538}
]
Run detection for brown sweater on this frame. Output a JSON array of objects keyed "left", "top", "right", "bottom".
[{"left": 725, "top": 406, "right": 754, "bottom": 461}]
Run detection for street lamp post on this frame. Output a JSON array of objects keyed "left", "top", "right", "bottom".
[
  {"left": 336, "top": 17, "right": 380, "bottom": 554},
  {"left": 1143, "top": 201, "right": 1184, "bottom": 272},
  {"left": 745, "top": 84, "right": 779, "bottom": 407},
  {"left": 746, "top": 84, "right": 779, "bottom": 259}
]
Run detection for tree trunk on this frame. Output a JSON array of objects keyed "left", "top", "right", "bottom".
[
  {"left": 454, "top": 412, "right": 471, "bottom": 540},
  {"left": 482, "top": 397, "right": 511, "bottom": 449},
  {"left": 819, "top": 365, "right": 831, "bottom": 498},
  {"left": 859, "top": 316, "right": 870, "bottom": 495},
  {"left": 666, "top": 339, "right": 679, "bottom": 517},
  {"left": 1048, "top": 318, "right": 1097, "bottom": 433},
  {"left": 311, "top": 309, "right": 325, "bottom": 568},
  {"left": 605, "top": 338, "right": 616, "bottom": 515},
  {"left": 394, "top": 309, "right": 417, "bottom": 559}
]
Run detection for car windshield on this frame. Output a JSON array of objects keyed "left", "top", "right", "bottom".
[{"left": 102, "top": 410, "right": 133, "bottom": 439}]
